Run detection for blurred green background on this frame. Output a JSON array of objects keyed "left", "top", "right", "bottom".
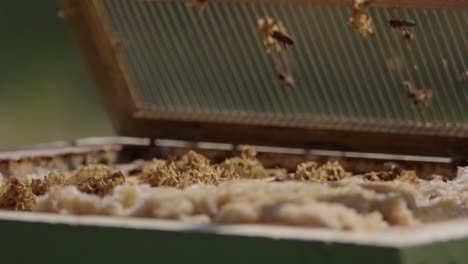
[{"left": 0, "top": 1, "right": 113, "bottom": 150}]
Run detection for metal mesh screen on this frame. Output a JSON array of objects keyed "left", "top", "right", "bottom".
[{"left": 99, "top": 0, "right": 467, "bottom": 136}]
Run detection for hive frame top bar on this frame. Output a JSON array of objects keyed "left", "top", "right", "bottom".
[
  {"left": 165, "top": 0, "right": 468, "bottom": 10},
  {"left": 58, "top": 0, "right": 468, "bottom": 160}
]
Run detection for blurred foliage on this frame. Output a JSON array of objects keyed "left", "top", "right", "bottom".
[{"left": 0, "top": 1, "right": 113, "bottom": 150}]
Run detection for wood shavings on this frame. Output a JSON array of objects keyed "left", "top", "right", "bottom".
[
  {"left": 3, "top": 146, "right": 467, "bottom": 232},
  {"left": 140, "top": 159, "right": 167, "bottom": 174},
  {"left": 141, "top": 162, "right": 179, "bottom": 187},
  {"left": 66, "top": 164, "right": 126, "bottom": 196},
  {"left": 239, "top": 145, "right": 257, "bottom": 159},
  {"left": 76, "top": 171, "right": 125, "bottom": 197},
  {"left": 176, "top": 151, "right": 211, "bottom": 172},
  {"left": 258, "top": 17, "right": 294, "bottom": 53},
  {"left": 0, "top": 165, "right": 126, "bottom": 211},
  {"left": 28, "top": 165, "right": 126, "bottom": 198},
  {"left": 349, "top": 0, "right": 374, "bottom": 38},
  {"left": 0, "top": 177, "right": 36, "bottom": 211},
  {"left": 185, "top": 0, "right": 208, "bottom": 13},
  {"left": 403, "top": 80, "right": 434, "bottom": 107},
  {"left": 291, "top": 161, "right": 351, "bottom": 182},
  {"left": 358, "top": 169, "right": 420, "bottom": 184},
  {"left": 66, "top": 164, "right": 111, "bottom": 185},
  {"left": 217, "top": 145, "right": 269, "bottom": 179},
  {"left": 142, "top": 164, "right": 237, "bottom": 189},
  {"left": 30, "top": 171, "right": 65, "bottom": 196},
  {"left": 139, "top": 152, "right": 239, "bottom": 188}
]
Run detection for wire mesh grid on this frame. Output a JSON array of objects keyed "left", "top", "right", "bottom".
[{"left": 99, "top": 0, "right": 467, "bottom": 136}]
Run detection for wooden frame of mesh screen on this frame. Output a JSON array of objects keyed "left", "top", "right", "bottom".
[{"left": 57, "top": 0, "right": 468, "bottom": 160}]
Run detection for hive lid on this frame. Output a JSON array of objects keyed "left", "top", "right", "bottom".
[{"left": 59, "top": 0, "right": 468, "bottom": 159}]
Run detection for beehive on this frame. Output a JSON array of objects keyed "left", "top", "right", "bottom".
[{"left": 0, "top": 0, "right": 467, "bottom": 263}]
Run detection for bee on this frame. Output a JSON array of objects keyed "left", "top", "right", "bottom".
[
  {"left": 389, "top": 19, "right": 416, "bottom": 29},
  {"left": 384, "top": 162, "right": 403, "bottom": 176},
  {"left": 258, "top": 18, "right": 293, "bottom": 53},
  {"left": 271, "top": 31, "right": 294, "bottom": 49},
  {"left": 403, "top": 81, "right": 434, "bottom": 106},
  {"left": 278, "top": 72, "right": 294, "bottom": 87},
  {"left": 389, "top": 19, "right": 416, "bottom": 41}
]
